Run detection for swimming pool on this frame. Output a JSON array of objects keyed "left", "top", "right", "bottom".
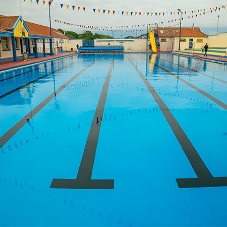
[{"left": 0, "top": 53, "right": 227, "bottom": 226}]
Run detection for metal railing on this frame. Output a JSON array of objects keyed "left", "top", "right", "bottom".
[
  {"left": 219, "top": 52, "right": 227, "bottom": 62},
  {"left": 37, "top": 47, "right": 76, "bottom": 53}
]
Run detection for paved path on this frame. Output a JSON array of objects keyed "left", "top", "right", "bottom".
[
  {"left": 0, "top": 52, "right": 76, "bottom": 71},
  {"left": 172, "top": 51, "right": 227, "bottom": 62}
]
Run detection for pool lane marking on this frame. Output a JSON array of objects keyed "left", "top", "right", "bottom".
[
  {"left": 159, "top": 57, "right": 227, "bottom": 85},
  {"left": 0, "top": 55, "right": 91, "bottom": 100},
  {"left": 0, "top": 55, "right": 72, "bottom": 82},
  {"left": 0, "top": 55, "right": 104, "bottom": 149},
  {"left": 50, "top": 56, "right": 115, "bottom": 190},
  {"left": 127, "top": 54, "right": 227, "bottom": 188},
  {"left": 138, "top": 55, "right": 227, "bottom": 111}
]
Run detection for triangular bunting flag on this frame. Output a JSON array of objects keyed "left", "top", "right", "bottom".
[
  {"left": 66, "top": 5, "right": 69, "bottom": 9},
  {"left": 93, "top": 9, "right": 95, "bottom": 12},
  {"left": 98, "top": 9, "right": 100, "bottom": 13},
  {"left": 36, "top": 0, "right": 39, "bottom": 4},
  {"left": 43, "top": 1, "right": 45, "bottom": 5},
  {"left": 113, "top": 11, "right": 115, "bottom": 15},
  {"left": 78, "top": 7, "right": 80, "bottom": 11},
  {"left": 83, "top": 7, "right": 85, "bottom": 11},
  {"left": 60, "top": 4, "right": 63, "bottom": 8},
  {"left": 72, "top": 6, "right": 75, "bottom": 10}
]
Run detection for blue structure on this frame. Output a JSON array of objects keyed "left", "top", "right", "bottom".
[{"left": 79, "top": 46, "right": 124, "bottom": 53}]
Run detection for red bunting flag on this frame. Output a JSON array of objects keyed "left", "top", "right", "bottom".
[
  {"left": 83, "top": 7, "right": 85, "bottom": 11},
  {"left": 43, "top": 1, "right": 45, "bottom": 5},
  {"left": 163, "top": 13, "right": 164, "bottom": 16},
  {"left": 108, "top": 10, "right": 110, "bottom": 14},
  {"left": 113, "top": 11, "right": 115, "bottom": 15},
  {"left": 139, "top": 12, "right": 141, "bottom": 16},
  {"left": 135, "top": 12, "right": 137, "bottom": 16},
  {"left": 78, "top": 7, "right": 80, "bottom": 11}
]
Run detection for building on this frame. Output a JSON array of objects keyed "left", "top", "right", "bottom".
[
  {"left": 157, "top": 27, "right": 208, "bottom": 51},
  {"left": 0, "top": 15, "right": 69, "bottom": 62}
]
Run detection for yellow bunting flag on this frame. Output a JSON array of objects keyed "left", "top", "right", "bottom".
[
  {"left": 30, "top": 0, "right": 32, "bottom": 2},
  {"left": 126, "top": 12, "right": 128, "bottom": 15},
  {"left": 173, "top": 12, "right": 175, "bottom": 15},
  {"left": 67, "top": 5, "right": 69, "bottom": 9},
  {"left": 151, "top": 13, "right": 153, "bottom": 16},
  {"left": 98, "top": 9, "right": 100, "bottom": 13}
]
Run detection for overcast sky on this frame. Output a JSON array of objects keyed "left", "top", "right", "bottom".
[{"left": 1, "top": 0, "right": 227, "bottom": 38}]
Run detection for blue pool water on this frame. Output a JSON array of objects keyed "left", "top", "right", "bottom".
[{"left": 0, "top": 53, "right": 227, "bottom": 227}]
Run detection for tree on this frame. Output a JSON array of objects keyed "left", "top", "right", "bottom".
[
  {"left": 58, "top": 29, "right": 64, "bottom": 34},
  {"left": 82, "top": 31, "right": 94, "bottom": 40}
]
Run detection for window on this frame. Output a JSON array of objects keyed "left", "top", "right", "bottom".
[
  {"left": 160, "top": 30, "right": 169, "bottom": 33},
  {"left": 160, "top": 38, "right": 167, "bottom": 42},
  {"left": 173, "top": 30, "right": 180, "bottom": 33},
  {"left": 197, "top": 39, "right": 203, "bottom": 42},
  {"left": 23, "top": 38, "right": 26, "bottom": 45},
  {"left": 180, "top": 38, "right": 186, "bottom": 42},
  {"left": 31, "top": 39, "right": 34, "bottom": 45},
  {"left": 2, "top": 37, "right": 9, "bottom": 50},
  {"left": 15, "top": 38, "right": 19, "bottom": 49}
]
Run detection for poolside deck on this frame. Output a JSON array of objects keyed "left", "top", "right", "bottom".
[
  {"left": 172, "top": 51, "right": 227, "bottom": 62},
  {"left": 0, "top": 52, "right": 76, "bottom": 71}
]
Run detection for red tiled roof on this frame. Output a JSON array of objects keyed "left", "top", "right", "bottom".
[
  {"left": 157, "top": 27, "right": 208, "bottom": 37},
  {"left": 0, "top": 15, "right": 68, "bottom": 39},
  {"left": 25, "top": 21, "right": 69, "bottom": 39},
  {"left": 0, "top": 16, "right": 18, "bottom": 30}
]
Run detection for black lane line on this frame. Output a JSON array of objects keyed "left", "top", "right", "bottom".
[
  {"left": 50, "top": 56, "right": 115, "bottom": 189},
  {"left": 0, "top": 55, "right": 103, "bottom": 149},
  {"left": 159, "top": 57, "right": 227, "bottom": 85},
  {"left": 138, "top": 55, "right": 227, "bottom": 111},
  {"left": 0, "top": 55, "right": 72, "bottom": 82},
  {"left": 127, "top": 55, "right": 227, "bottom": 188},
  {"left": 0, "top": 56, "right": 90, "bottom": 100}
]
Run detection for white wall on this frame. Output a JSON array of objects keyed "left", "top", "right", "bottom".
[
  {"left": 69, "top": 39, "right": 83, "bottom": 49},
  {"left": 94, "top": 39, "right": 147, "bottom": 51},
  {"left": 208, "top": 33, "right": 227, "bottom": 47},
  {"left": 173, "top": 37, "right": 208, "bottom": 51}
]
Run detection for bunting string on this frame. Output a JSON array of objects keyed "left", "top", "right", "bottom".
[
  {"left": 24, "top": 0, "right": 226, "bottom": 17},
  {"left": 53, "top": 6, "right": 220, "bottom": 32}
]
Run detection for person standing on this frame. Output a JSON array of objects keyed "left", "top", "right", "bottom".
[{"left": 204, "top": 43, "right": 208, "bottom": 56}]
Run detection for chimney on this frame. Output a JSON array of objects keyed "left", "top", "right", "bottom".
[{"left": 192, "top": 23, "right": 194, "bottom": 30}]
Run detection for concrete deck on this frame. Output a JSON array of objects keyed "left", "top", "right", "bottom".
[
  {"left": 172, "top": 51, "right": 227, "bottom": 63},
  {"left": 0, "top": 52, "right": 76, "bottom": 71}
]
